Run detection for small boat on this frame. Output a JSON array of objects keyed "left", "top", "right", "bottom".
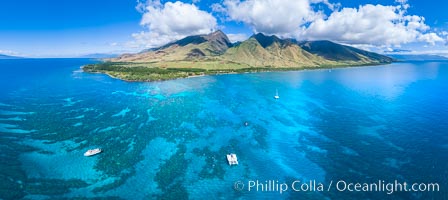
[
  {"left": 274, "top": 89, "right": 280, "bottom": 99},
  {"left": 227, "top": 153, "right": 238, "bottom": 165},
  {"left": 84, "top": 148, "right": 102, "bottom": 157}
]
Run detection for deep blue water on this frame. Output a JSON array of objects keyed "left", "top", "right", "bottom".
[{"left": 0, "top": 59, "right": 447, "bottom": 199}]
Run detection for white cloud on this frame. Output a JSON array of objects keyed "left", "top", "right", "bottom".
[
  {"left": 222, "top": 0, "right": 321, "bottom": 36},
  {"left": 417, "top": 33, "right": 445, "bottom": 45},
  {"left": 310, "top": 0, "right": 340, "bottom": 11},
  {"left": 132, "top": 1, "right": 217, "bottom": 48},
  {"left": 215, "top": 0, "right": 444, "bottom": 47},
  {"left": 211, "top": 3, "right": 226, "bottom": 13},
  {"left": 299, "top": 4, "right": 444, "bottom": 46},
  {"left": 0, "top": 49, "right": 20, "bottom": 56},
  {"left": 219, "top": 0, "right": 340, "bottom": 37},
  {"left": 128, "top": 0, "right": 445, "bottom": 50},
  {"left": 227, "top": 33, "right": 249, "bottom": 42}
]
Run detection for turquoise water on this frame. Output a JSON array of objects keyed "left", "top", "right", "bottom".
[{"left": 0, "top": 59, "right": 447, "bottom": 199}]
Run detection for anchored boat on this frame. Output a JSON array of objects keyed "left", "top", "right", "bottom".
[
  {"left": 84, "top": 148, "right": 102, "bottom": 157},
  {"left": 274, "top": 89, "right": 280, "bottom": 99},
  {"left": 226, "top": 153, "right": 238, "bottom": 165}
]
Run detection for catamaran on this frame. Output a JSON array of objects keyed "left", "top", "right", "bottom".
[{"left": 226, "top": 153, "right": 238, "bottom": 165}]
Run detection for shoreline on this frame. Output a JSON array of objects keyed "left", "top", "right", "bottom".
[{"left": 82, "top": 62, "right": 392, "bottom": 82}]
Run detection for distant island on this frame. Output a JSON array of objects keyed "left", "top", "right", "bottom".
[
  {"left": 387, "top": 54, "right": 448, "bottom": 61},
  {"left": 78, "top": 53, "right": 119, "bottom": 59},
  {"left": 83, "top": 30, "right": 394, "bottom": 81},
  {"left": 0, "top": 54, "right": 23, "bottom": 59}
]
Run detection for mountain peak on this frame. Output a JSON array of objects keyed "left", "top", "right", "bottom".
[
  {"left": 205, "top": 30, "right": 231, "bottom": 44},
  {"left": 251, "top": 32, "right": 283, "bottom": 48},
  {"left": 209, "top": 30, "right": 226, "bottom": 37},
  {"left": 155, "top": 30, "right": 231, "bottom": 51},
  {"left": 203, "top": 30, "right": 232, "bottom": 54}
]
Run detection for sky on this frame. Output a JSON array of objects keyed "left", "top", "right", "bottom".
[{"left": 0, "top": 0, "right": 447, "bottom": 57}]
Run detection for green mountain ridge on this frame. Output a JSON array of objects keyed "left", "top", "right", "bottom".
[
  {"left": 83, "top": 30, "right": 394, "bottom": 81},
  {"left": 299, "top": 40, "right": 393, "bottom": 63},
  {"left": 112, "top": 30, "right": 393, "bottom": 67},
  {"left": 221, "top": 34, "right": 330, "bottom": 67}
]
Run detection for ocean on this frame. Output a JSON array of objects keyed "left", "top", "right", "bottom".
[{"left": 0, "top": 59, "right": 446, "bottom": 199}]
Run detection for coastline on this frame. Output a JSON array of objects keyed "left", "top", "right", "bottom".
[{"left": 81, "top": 62, "right": 392, "bottom": 82}]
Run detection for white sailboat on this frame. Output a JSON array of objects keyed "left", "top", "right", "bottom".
[{"left": 274, "top": 89, "right": 280, "bottom": 99}]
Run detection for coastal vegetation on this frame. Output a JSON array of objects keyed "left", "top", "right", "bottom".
[{"left": 83, "top": 61, "right": 385, "bottom": 82}]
